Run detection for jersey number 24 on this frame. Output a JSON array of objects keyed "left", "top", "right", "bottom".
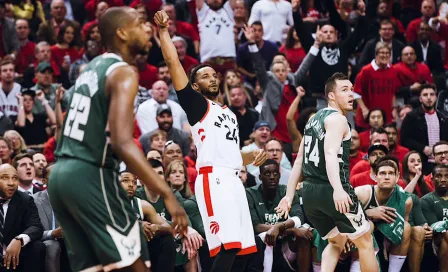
[
  {"left": 63, "top": 93, "right": 91, "bottom": 141},
  {"left": 304, "top": 135, "right": 343, "bottom": 167}
]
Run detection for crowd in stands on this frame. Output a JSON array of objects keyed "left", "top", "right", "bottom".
[{"left": 0, "top": 0, "right": 447, "bottom": 270}]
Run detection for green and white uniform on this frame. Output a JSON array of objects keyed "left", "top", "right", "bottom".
[
  {"left": 301, "top": 108, "right": 369, "bottom": 240},
  {"left": 49, "top": 53, "right": 149, "bottom": 272}
]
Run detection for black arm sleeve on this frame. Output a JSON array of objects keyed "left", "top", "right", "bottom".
[{"left": 176, "top": 84, "right": 209, "bottom": 126}]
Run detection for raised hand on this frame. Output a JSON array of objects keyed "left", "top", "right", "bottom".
[
  {"left": 154, "top": 10, "right": 170, "bottom": 29},
  {"left": 291, "top": 0, "right": 301, "bottom": 12},
  {"left": 252, "top": 149, "right": 267, "bottom": 166},
  {"left": 56, "top": 85, "right": 65, "bottom": 103},
  {"left": 36, "top": 90, "right": 46, "bottom": 101},
  {"left": 242, "top": 25, "right": 255, "bottom": 43}
]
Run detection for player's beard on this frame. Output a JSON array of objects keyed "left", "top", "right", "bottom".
[{"left": 200, "top": 88, "right": 219, "bottom": 100}]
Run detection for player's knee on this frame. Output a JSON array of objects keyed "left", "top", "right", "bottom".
[
  {"left": 328, "top": 235, "right": 347, "bottom": 250},
  {"left": 353, "top": 231, "right": 373, "bottom": 249},
  {"left": 411, "top": 226, "right": 425, "bottom": 243}
]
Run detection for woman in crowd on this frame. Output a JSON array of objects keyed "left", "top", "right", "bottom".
[
  {"left": 402, "top": 151, "right": 434, "bottom": 198},
  {"left": 4, "top": 130, "right": 28, "bottom": 157},
  {"left": 51, "top": 23, "right": 81, "bottom": 72},
  {"left": 279, "top": 27, "right": 306, "bottom": 72},
  {"left": 359, "top": 108, "right": 386, "bottom": 152},
  {"left": 149, "top": 130, "right": 167, "bottom": 153},
  {"left": 222, "top": 69, "right": 254, "bottom": 107}
]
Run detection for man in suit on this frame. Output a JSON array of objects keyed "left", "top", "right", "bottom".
[
  {"left": 0, "top": 164, "right": 45, "bottom": 271},
  {"left": 410, "top": 21, "right": 446, "bottom": 91},
  {"left": 13, "top": 153, "right": 42, "bottom": 195},
  {"left": 34, "top": 164, "right": 70, "bottom": 272}
]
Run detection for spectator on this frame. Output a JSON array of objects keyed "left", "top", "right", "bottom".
[
  {"left": 248, "top": 0, "right": 293, "bottom": 44},
  {"left": 15, "top": 89, "right": 56, "bottom": 149},
  {"left": 394, "top": 46, "right": 433, "bottom": 103},
  {"left": 236, "top": 21, "right": 278, "bottom": 86},
  {"left": 385, "top": 123, "right": 409, "bottom": 162},
  {"left": 350, "top": 144, "right": 388, "bottom": 188},
  {"left": 401, "top": 84, "right": 448, "bottom": 174},
  {"left": 355, "top": 42, "right": 401, "bottom": 130},
  {"left": 139, "top": 104, "right": 190, "bottom": 156},
  {"left": 279, "top": 27, "right": 306, "bottom": 73},
  {"left": 432, "top": 141, "right": 448, "bottom": 167},
  {"left": 32, "top": 152, "right": 47, "bottom": 190},
  {"left": 405, "top": 0, "right": 437, "bottom": 43},
  {"left": 402, "top": 151, "right": 434, "bottom": 198},
  {"left": 4, "top": 130, "right": 28, "bottom": 157},
  {"left": 228, "top": 85, "right": 259, "bottom": 146},
  {"left": 15, "top": 19, "right": 36, "bottom": 75},
  {"left": 81, "top": 1, "right": 108, "bottom": 40},
  {"left": 358, "top": 108, "right": 386, "bottom": 152},
  {"left": 33, "top": 164, "right": 71, "bottom": 272},
  {"left": 233, "top": 0, "right": 248, "bottom": 45},
  {"left": 147, "top": 149, "right": 162, "bottom": 162},
  {"left": 0, "top": 112, "right": 13, "bottom": 135},
  {"left": 222, "top": 69, "right": 254, "bottom": 107},
  {"left": 154, "top": 62, "right": 178, "bottom": 103},
  {"left": 145, "top": 130, "right": 167, "bottom": 153},
  {"left": 85, "top": 22, "right": 101, "bottom": 45},
  {"left": 0, "top": 58, "right": 22, "bottom": 121},
  {"left": 9, "top": 0, "right": 46, "bottom": 38},
  {"left": 165, "top": 160, "right": 193, "bottom": 200},
  {"left": 36, "top": 0, "right": 80, "bottom": 45},
  {"left": 359, "top": 19, "right": 405, "bottom": 68},
  {"left": 0, "top": 0, "right": 20, "bottom": 58},
  {"left": 13, "top": 153, "right": 42, "bottom": 194},
  {"left": 366, "top": 0, "right": 405, "bottom": 40},
  {"left": 0, "top": 136, "right": 13, "bottom": 163},
  {"left": 136, "top": 80, "right": 188, "bottom": 134},
  {"left": 397, "top": 104, "right": 413, "bottom": 128},
  {"left": 350, "top": 129, "right": 365, "bottom": 173},
  {"left": 0, "top": 163, "right": 45, "bottom": 272},
  {"left": 172, "top": 36, "right": 198, "bottom": 74},
  {"left": 196, "top": 0, "right": 237, "bottom": 76},
  {"left": 22, "top": 42, "right": 60, "bottom": 88},
  {"left": 252, "top": 138, "right": 291, "bottom": 185},
  {"left": 161, "top": 141, "right": 197, "bottom": 186},
  {"left": 68, "top": 39, "right": 100, "bottom": 85},
  {"left": 135, "top": 52, "right": 158, "bottom": 90},
  {"left": 50, "top": 22, "right": 81, "bottom": 70},
  {"left": 293, "top": 0, "right": 366, "bottom": 108}
]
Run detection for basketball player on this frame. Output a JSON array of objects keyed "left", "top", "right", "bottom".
[
  {"left": 48, "top": 7, "right": 188, "bottom": 272},
  {"left": 155, "top": 10, "right": 267, "bottom": 272},
  {"left": 277, "top": 73, "right": 378, "bottom": 272}
]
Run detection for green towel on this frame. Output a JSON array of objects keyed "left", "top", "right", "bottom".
[
  {"left": 376, "top": 185, "right": 409, "bottom": 245},
  {"left": 431, "top": 221, "right": 448, "bottom": 233}
]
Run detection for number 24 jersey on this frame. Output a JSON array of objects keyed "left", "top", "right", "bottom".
[{"left": 191, "top": 100, "right": 242, "bottom": 170}]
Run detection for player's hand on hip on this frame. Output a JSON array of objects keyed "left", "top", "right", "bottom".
[
  {"left": 164, "top": 195, "right": 189, "bottom": 236},
  {"left": 252, "top": 149, "right": 267, "bottom": 166},
  {"left": 275, "top": 196, "right": 292, "bottom": 219},
  {"left": 333, "top": 188, "right": 353, "bottom": 214},
  {"left": 154, "top": 11, "right": 169, "bottom": 28}
]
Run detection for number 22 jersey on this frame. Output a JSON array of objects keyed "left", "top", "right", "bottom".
[
  {"left": 56, "top": 53, "right": 126, "bottom": 169},
  {"left": 191, "top": 100, "right": 243, "bottom": 170}
]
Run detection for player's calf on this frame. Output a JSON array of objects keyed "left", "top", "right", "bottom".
[
  {"left": 293, "top": 233, "right": 312, "bottom": 272},
  {"left": 388, "top": 221, "right": 411, "bottom": 272},
  {"left": 321, "top": 234, "right": 347, "bottom": 272},
  {"left": 351, "top": 230, "right": 378, "bottom": 272},
  {"left": 408, "top": 226, "right": 426, "bottom": 272}
]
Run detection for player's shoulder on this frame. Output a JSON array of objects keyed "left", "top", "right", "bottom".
[{"left": 420, "top": 191, "right": 435, "bottom": 202}]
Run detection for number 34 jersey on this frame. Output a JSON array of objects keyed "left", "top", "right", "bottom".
[
  {"left": 191, "top": 100, "right": 242, "bottom": 170},
  {"left": 55, "top": 53, "right": 126, "bottom": 169},
  {"left": 302, "top": 108, "right": 351, "bottom": 185}
]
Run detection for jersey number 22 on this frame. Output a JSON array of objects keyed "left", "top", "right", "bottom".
[{"left": 63, "top": 93, "right": 91, "bottom": 141}]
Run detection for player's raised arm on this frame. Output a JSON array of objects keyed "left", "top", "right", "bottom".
[
  {"left": 106, "top": 65, "right": 188, "bottom": 235},
  {"left": 324, "top": 113, "right": 353, "bottom": 214},
  {"left": 155, "top": 11, "right": 189, "bottom": 91}
]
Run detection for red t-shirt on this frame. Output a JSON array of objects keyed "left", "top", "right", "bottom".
[
  {"left": 272, "top": 85, "right": 298, "bottom": 143},
  {"left": 138, "top": 64, "right": 158, "bottom": 90},
  {"left": 351, "top": 160, "right": 404, "bottom": 177},
  {"left": 50, "top": 46, "right": 81, "bottom": 67},
  {"left": 359, "top": 130, "right": 371, "bottom": 153},
  {"left": 15, "top": 41, "right": 36, "bottom": 74},
  {"left": 350, "top": 170, "right": 407, "bottom": 188},
  {"left": 350, "top": 151, "right": 365, "bottom": 173},
  {"left": 406, "top": 18, "right": 441, "bottom": 43},
  {"left": 391, "top": 17, "right": 405, "bottom": 34},
  {"left": 279, "top": 45, "right": 306, "bottom": 73},
  {"left": 391, "top": 144, "right": 409, "bottom": 162},
  {"left": 433, "top": 22, "right": 448, "bottom": 69},
  {"left": 354, "top": 63, "right": 401, "bottom": 129},
  {"left": 176, "top": 21, "right": 199, "bottom": 41},
  {"left": 43, "top": 136, "right": 56, "bottom": 163},
  {"left": 393, "top": 62, "right": 433, "bottom": 87},
  {"left": 182, "top": 55, "right": 199, "bottom": 74}
]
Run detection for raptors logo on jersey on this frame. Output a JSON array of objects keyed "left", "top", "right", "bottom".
[{"left": 192, "top": 100, "right": 242, "bottom": 170}]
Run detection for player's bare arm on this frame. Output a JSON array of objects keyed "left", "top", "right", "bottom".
[
  {"left": 155, "top": 11, "right": 190, "bottom": 91},
  {"left": 324, "top": 113, "right": 353, "bottom": 214},
  {"left": 404, "top": 197, "right": 413, "bottom": 222},
  {"left": 141, "top": 199, "right": 172, "bottom": 234},
  {"left": 241, "top": 150, "right": 268, "bottom": 166},
  {"left": 106, "top": 65, "right": 188, "bottom": 235},
  {"left": 276, "top": 138, "right": 304, "bottom": 218}
]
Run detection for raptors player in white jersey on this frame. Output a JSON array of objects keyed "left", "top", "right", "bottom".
[{"left": 155, "top": 10, "right": 268, "bottom": 272}]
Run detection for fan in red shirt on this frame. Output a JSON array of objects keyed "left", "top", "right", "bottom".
[
  {"left": 135, "top": 52, "right": 158, "bottom": 90},
  {"left": 393, "top": 46, "right": 433, "bottom": 103},
  {"left": 350, "top": 129, "right": 365, "bottom": 173},
  {"left": 384, "top": 123, "right": 409, "bottom": 162},
  {"left": 354, "top": 42, "right": 401, "bottom": 130},
  {"left": 279, "top": 27, "right": 306, "bottom": 73},
  {"left": 358, "top": 108, "right": 386, "bottom": 152},
  {"left": 405, "top": 0, "right": 439, "bottom": 43},
  {"left": 402, "top": 151, "right": 434, "bottom": 198},
  {"left": 50, "top": 23, "right": 81, "bottom": 73},
  {"left": 82, "top": 1, "right": 109, "bottom": 40},
  {"left": 84, "top": 0, "right": 124, "bottom": 21},
  {"left": 15, "top": 19, "right": 35, "bottom": 75},
  {"left": 172, "top": 36, "right": 198, "bottom": 74}
]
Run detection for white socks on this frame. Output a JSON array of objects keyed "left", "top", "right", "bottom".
[
  {"left": 388, "top": 254, "right": 406, "bottom": 272},
  {"left": 258, "top": 232, "right": 273, "bottom": 272},
  {"left": 312, "top": 262, "right": 321, "bottom": 272},
  {"left": 350, "top": 259, "right": 361, "bottom": 272}
]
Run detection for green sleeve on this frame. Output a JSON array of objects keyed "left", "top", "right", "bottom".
[
  {"left": 288, "top": 191, "right": 305, "bottom": 224},
  {"left": 421, "top": 195, "right": 439, "bottom": 225},
  {"left": 245, "top": 189, "right": 262, "bottom": 227},
  {"left": 184, "top": 197, "right": 205, "bottom": 238},
  {"left": 410, "top": 194, "right": 427, "bottom": 226}
]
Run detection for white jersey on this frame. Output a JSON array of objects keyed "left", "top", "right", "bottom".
[
  {"left": 192, "top": 100, "right": 242, "bottom": 170},
  {"left": 0, "top": 83, "right": 21, "bottom": 118},
  {"left": 197, "top": 2, "right": 236, "bottom": 62}
]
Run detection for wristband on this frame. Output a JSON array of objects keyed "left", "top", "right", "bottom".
[{"left": 42, "top": 100, "right": 49, "bottom": 106}]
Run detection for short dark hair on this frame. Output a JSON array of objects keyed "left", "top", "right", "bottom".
[
  {"left": 375, "top": 156, "right": 399, "bottom": 175},
  {"left": 57, "top": 22, "right": 77, "bottom": 47},
  {"left": 418, "top": 83, "right": 437, "bottom": 96},
  {"left": 148, "top": 158, "right": 164, "bottom": 170},
  {"left": 12, "top": 153, "right": 33, "bottom": 169},
  {"left": 432, "top": 164, "right": 448, "bottom": 177},
  {"left": 189, "top": 63, "right": 214, "bottom": 84},
  {"left": 259, "top": 159, "right": 279, "bottom": 173},
  {"left": 325, "top": 73, "right": 348, "bottom": 97},
  {"left": 433, "top": 140, "right": 448, "bottom": 155},
  {"left": 384, "top": 123, "right": 398, "bottom": 131},
  {"left": 379, "top": 19, "right": 394, "bottom": 28},
  {"left": 273, "top": 52, "right": 286, "bottom": 59},
  {"left": 371, "top": 127, "right": 387, "bottom": 136},
  {"left": 0, "top": 57, "right": 15, "bottom": 69},
  {"left": 366, "top": 108, "right": 386, "bottom": 125},
  {"left": 157, "top": 61, "right": 167, "bottom": 69},
  {"left": 251, "top": 21, "right": 263, "bottom": 27}
]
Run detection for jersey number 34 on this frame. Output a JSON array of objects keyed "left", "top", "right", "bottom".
[{"left": 63, "top": 93, "right": 91, "bottom": 141}]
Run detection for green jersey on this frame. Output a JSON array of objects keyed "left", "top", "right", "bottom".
[
  {"left": 183, "top": 196, "right": 205, "bottom": 238},
  {"left": 302, "top": 108, "right": 350, "bottom": 185},
  {"left": 421, "top": 192, "right": 448, "bottom": 225},
  {"left": 246, "top": 184, "right": 303, "bottom": 228},
  {"left": 131, "top": 197, "right": 144, "bottom": 221},
  {"left": 135, "top": 187, "right": 185, "bottom": 221},
  {"left": 55, "top": 53, "right": 127, "bottom": 169}
]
